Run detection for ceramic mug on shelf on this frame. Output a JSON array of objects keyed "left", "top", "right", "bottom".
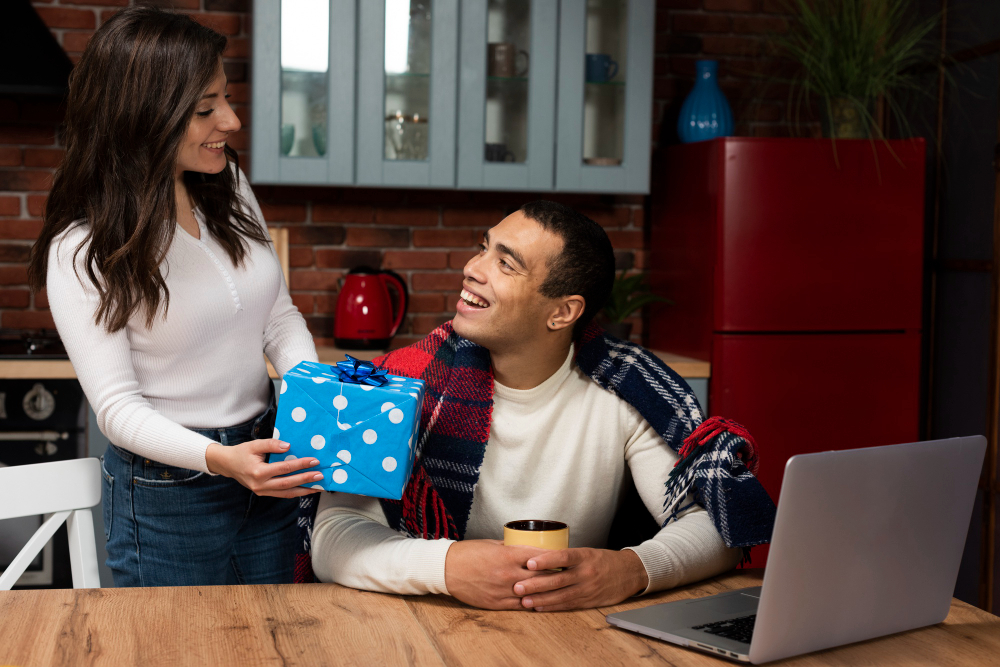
[
  {"left": 488, "top": 42, "right": 529, "bottom": 78},
  {"left": 585, "top": 53, "right": 619, "bottom": 83},
  {"left": 484, "top": 142, "right": 515, "bottom": 162},
  {"left": 280, "top": 124, "right": 295, "bottom": 156}
]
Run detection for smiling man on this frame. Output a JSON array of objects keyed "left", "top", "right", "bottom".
[{"left": 308, "top": 201, "right": 773, "bottom": 611}]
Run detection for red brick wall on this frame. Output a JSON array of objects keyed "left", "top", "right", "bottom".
[{"left": 1, "top": 0, "right": 793, "bottom": 347}]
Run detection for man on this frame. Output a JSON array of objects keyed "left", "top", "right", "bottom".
[{"left": 309, "top": 201, "right": 773, "bottom": 611}]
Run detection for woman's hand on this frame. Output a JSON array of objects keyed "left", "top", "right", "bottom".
[{"left": 205, "top": 439, "right": 324, "bottom": 498}]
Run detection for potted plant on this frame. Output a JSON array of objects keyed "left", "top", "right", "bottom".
[
  {"left": 602, "top": 271, "right": 671, "bottom": 341},
  {"left": 771, "top": 0, "right": 939, "bottom": 139}
]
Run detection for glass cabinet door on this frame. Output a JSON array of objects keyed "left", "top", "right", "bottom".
[
  {"left": 357, "top": 0, "right": 458, "bottom": 187},
  {"left": 456, "top": 0, "right": 557, "bottom": 190},
  {"left": 251, "top": 0, "right": 356, "bottom": 185},
  {"left": 555, "top": 0, "right": 654, "bottom": 193}
]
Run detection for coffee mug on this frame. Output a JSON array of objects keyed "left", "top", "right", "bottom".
[
  {"left": 585, "top": 53, "right": 619, "bottom": 83},
  {"left": 488, "top": 42, "right": 530, "bottom": 78},
  {"left": 503, "top": 520, "right": 569, "bottom": 550},
  {"left": 485, "top": 142, "right": 515, "bottom": 162}
]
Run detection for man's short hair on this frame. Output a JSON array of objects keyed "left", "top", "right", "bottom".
[{"left": 519, "top": 200, "right": 616, "bottom": 338}]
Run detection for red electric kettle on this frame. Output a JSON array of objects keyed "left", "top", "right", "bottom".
[{"left": 333, "top": 267, "right": 408, "bottom": 350}]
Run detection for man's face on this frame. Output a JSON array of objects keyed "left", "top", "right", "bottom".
[{"left": 453, "top": 211, "right": 563, "bottom": 351}]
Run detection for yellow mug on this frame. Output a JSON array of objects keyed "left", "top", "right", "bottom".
[{"left": 503, "top": 520, "right": 569, "bottom": 550}]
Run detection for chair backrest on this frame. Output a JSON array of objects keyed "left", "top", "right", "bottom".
[
  {"left": 0, "top": 457, "right": 101, "bottom": 520},
  {"left": 0, "top": 458, "right": 102, "bottom": 590},
  {"left": 268, "top": 226, "right": 289, "bottom": 286}
]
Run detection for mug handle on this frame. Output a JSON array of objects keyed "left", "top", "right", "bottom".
[
  {"left": 516, "top": 50, "right": 530, "bottom": 78},
  {"left": 607, "top": 59, "right": 619, "bottom": 81}
]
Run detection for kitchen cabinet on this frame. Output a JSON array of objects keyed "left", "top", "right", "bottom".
[{"left": 251, "top": 0, "right": 654, "bottom": 193}]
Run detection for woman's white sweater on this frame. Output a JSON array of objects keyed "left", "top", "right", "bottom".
[{"left": 46, "top": 171, "right": 317, "bottom": 473}]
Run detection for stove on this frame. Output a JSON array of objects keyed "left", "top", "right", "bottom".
[
  {"left": 0, "top": 328, "right": 68, "bottom": 359},
  {"left": 0, "top": 327, "right": 86, "bottom": 588}
]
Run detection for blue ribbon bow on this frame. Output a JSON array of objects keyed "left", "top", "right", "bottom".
[{"left": 334, "top": 355, "right": 389, "bottom": 387}]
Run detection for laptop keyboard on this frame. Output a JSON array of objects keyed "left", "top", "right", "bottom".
[{"left": 692, "top": 614, "right": 756, "bottom": 645}]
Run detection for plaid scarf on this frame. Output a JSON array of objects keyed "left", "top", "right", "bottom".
[{"left": 293, "top": 322, "right": 775, "bottom": 583}]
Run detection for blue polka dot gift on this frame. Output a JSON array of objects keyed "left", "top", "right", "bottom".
[{"left": 269, "top": 356, "right": 425, "bottom": 499}]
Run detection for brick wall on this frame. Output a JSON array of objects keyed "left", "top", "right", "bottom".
[{"left": 1, "top": 0, "right": 794, "bottom": 348}]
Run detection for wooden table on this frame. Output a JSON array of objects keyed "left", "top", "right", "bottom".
[{"left": 2, "top": 570, "right": 997, "bottom": 666}]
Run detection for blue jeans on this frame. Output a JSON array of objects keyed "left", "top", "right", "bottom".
[{"left": 100, "top": 386, "right": 298, "bottom": 587}]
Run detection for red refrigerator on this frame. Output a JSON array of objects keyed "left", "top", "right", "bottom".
[{"left": 649, "top": 138, "right": 926, "bottom": 564}]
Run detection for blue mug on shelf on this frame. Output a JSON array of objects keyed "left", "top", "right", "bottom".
[{"left": 585, "top": 53, "right": 619, "bottom": 83}]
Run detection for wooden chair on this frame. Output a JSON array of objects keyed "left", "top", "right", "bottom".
[
  {"left": 0, "top": 457, "right": 102, "bottom": 589},
  {"left": 268, "top": 226, "right": 289, "bottom": 286}
]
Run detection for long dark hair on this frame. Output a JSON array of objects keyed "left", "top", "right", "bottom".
[{"left": 28, "top": 6, "right": 269, "bottom": 332}]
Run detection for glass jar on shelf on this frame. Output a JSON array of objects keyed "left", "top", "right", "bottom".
[{"left": 384, "top": 0, "right": 432, "bottom": 162}]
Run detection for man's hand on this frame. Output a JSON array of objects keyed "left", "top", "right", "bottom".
[
  {"left": 512, "top": 548, "right": 649, "bottom": 612},
  {"left": 205, "top": 439, "right": 324, "bottom": 498},
  {"left": 445, "top": 539, "right": 548, "bottom": 610}
]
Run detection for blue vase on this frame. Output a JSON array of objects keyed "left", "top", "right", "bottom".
[{"left": 677, "top": 60, "right": 733, "bottom": 143}]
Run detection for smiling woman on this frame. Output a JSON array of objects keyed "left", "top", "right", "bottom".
[{"left": 24, "top": 7, "right": 321, "bottom": 588}]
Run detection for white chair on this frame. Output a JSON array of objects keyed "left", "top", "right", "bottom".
[{"left": 0, "top": 457, "right": 102, "bottom": 589}]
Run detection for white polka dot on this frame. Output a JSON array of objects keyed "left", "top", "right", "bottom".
[
  {"left": 310, "top": 435, "right": 326, "bottom": 450},
  {"left": 392, "top": 377, "right": 407, "bottom": 382},
  {"left": 388, "top": 408, "right": 404, "bottom": 424},
  {"left": 389, "top": 384, "right": 404, "bottom": 388},
  {"left": 272, "top": 427, "right": 280, "bottom": 440},
  {"left": 337, "top": 421, "right": 351, "bottom": 430},
  {"left": 331, "top": 462, "right": 341, "bottom": 466},
  {"left": 333, "top": 395, "right": 348, "bottom": 410},
  {"left": 409, "top": 393, "right": 418, "bottom": 398},
  {"left": 337, "top": 450, "right": 351, "bottom": 463},
  {"left": 381, "top": 402, "right": 395, "bottom": 412},
  {"left": 382, "top": 457, "right": 397, "bottom": 472},
  {"left": 332, "top": 469, "right": 348, "bottom": 484},
  {"left": 310, "top": 485, "right": 324, "bottom": 490},
  {"left": 291, "top": 407, "right": 306, "bottom": 422},
  {"left": 363, "top": 429, "right": 377, "bottom": 445},
  {"left": 284, "top": 454, "right": 297, "bottom": 461},
  {"left": 312, "top": 377, "right": 326, "bottom": 384},
  {"left": 280, "top": 380, "right": 287, "bottom": 394},
  {"left": 361, "top": 385, "right": 375, "bottom": 392}
]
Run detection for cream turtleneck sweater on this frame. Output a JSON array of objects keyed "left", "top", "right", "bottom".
[{"left": 311, "top": 345, "right": 741, "bottom": 596}]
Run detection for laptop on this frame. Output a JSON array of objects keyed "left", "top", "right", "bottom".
[{"left": 606, "top": 436, "right": 986, "bottom": 664}]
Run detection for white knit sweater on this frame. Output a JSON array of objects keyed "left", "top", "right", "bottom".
[
  {"left": 311, "top": 345, "right": 742, "bottom": 596},
  {"left": 46, "top": 170, "right": 317, "bottom": 473}
]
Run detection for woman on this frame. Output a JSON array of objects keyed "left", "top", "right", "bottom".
[{"left": 28, "top": 7, "right": 321, "bottom": 587}]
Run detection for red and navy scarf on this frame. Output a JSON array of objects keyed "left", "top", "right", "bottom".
[{"left": 293, "top": 322, "right": 775, "bottom": 583}]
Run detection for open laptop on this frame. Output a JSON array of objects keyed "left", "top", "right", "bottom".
[{"left": 606, "top": 436, "right": 986, "bottom": 664}]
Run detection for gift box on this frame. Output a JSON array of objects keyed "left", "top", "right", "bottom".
[{"left": 269, "top": 357, "right": 425, "bottom": 500}]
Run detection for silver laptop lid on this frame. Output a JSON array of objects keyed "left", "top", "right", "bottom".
[{"left": 749, "top": 436, "right": 986, "bottom": 664}]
